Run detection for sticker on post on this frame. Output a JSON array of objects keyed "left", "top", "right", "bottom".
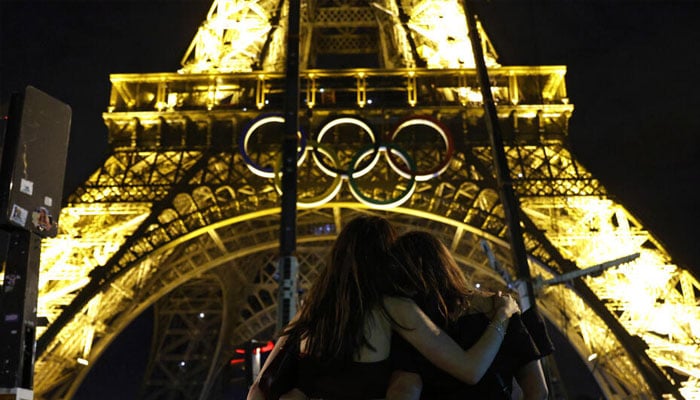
[
  {"left": 10, "top": 204, "right": 28, "bottom": 226},
  {"left": 20, "top": 178, "right": 34, "bottom": 195},
  {"left": 32, "top": 206, "right": 54, "bottom": 232}
]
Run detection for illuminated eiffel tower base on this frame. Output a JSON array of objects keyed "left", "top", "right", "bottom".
[{"left": 25, "top": 0, "right": 699, "bottom": 398}]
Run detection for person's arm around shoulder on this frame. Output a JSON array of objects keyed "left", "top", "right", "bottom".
[
  {"left": 384, "top": 294, "right": 519, "bottom": 385},
  {"left": 386, "top": 371, "right": 422, "bottom": 400},
  {"left": 515, "top": 359, "right": 548, "bottom": 400},
  {"left": 246, "top": 334, "right": 290, "bottom": 400},
  {"left": 247, "top": 312, "right": 306, "bottom": 400}
]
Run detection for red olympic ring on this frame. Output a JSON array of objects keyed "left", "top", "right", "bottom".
[{"left": 386, "top": 115, "right": 454, "bottom": 181}]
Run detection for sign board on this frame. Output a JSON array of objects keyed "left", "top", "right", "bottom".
[{"left": 0, "top": 86, "right": 71, "bottom": 237}]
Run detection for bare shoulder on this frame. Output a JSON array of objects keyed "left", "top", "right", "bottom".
[{"left": 382, "top": 296, "right": 416, "bottom": 312}]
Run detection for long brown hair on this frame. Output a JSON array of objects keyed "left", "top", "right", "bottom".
[
  {"left": 283, "top": 215, "right": 413, "bottom": 364},
  {"left": 390, "top": 230, "right": 473, "bottom": 326}
]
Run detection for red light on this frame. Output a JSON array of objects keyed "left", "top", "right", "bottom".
[
  {"left": 233, "top": 341, "right": 275, "bottom": 354},
  {"left": 229, "top": 340, "right": 276, "bottom": 365},
  {"left": 260, "top": 341, "right": 274, "bottom": 352}
]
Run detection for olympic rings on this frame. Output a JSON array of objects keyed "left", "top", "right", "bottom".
[
  {"left": 239, "top": 114, "right": 454, "bottom": 208},
  {"left": 238, "top": 114, "right": 307, "bottom": 179}
]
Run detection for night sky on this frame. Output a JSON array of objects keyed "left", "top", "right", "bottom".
[{"left": 2, "top": 0, "right": 699, "bottom": 398}]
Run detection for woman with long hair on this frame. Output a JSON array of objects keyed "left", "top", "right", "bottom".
[
  {"left": 247, "top": 216, "right": 519, "bottom": 400},
  {"left": 387, "top": 230, "right": 549, "bottom": 399}
]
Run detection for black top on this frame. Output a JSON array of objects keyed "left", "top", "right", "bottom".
[
  {"left": 296, "top": 356, "right": 393, "bottom": 399},
  {"left": 391, "top": 311, "right": 547, "bottom": 399}
]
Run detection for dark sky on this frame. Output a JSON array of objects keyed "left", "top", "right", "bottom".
[{"left": 1, "top": 0, "right": 699, "bottom": 398}]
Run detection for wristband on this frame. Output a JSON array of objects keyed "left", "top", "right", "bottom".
[{"left": 489, "top": 319, "right": 506, "bottom": 339}]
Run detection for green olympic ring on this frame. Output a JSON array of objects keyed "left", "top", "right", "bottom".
[{"left": 347, "top": 143, "right": 417, "bottom": 209}]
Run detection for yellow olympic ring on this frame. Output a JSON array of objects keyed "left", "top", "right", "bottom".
[{"left": 274, "top": 141, "right": 343, "bottom": 208}]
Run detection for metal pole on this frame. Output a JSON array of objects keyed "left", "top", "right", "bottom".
[
  {"left": 277, "top": 0, "right": 301, "bottom": 333},
  {"left": 462, "top": 5, "right": 568, "bottom": 398},
  {"left": 462, "top": 4, "right": 684, "bottom": 398},
  {"left": 0, "top": 229, "right": 41, "bottom": 394},
  {"left": 462, "top": 0, "right": 536, "bottom": 309}
]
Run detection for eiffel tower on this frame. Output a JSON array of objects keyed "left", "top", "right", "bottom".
[{"left": 26, "top": 0, "right": 699, "bottom": 398}]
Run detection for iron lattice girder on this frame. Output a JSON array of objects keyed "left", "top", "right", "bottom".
[
  {"left": 180, "top": 0, "right": 500, "bottom": 72},
  {"left": 68, "top": 151, "right": 205, "bottom": 203},
  {"left": 315, "top": 34, "right": 378, "bottom": 55},
  {"left": 313, "top": 6, "right": 376, "bottom": 27},
  {"left": 141, "top": 275, "right": 226, "bottom": 400}
]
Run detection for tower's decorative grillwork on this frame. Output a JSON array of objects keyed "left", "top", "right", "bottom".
[{"left": 26, "top": 1, "right": 699, "bottom": 398}]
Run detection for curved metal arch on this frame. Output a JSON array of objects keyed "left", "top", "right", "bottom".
[
  {"left": 35, "top": 201, "right": 672, "bottom": 398},
  {"left": 39, "top": 206, "right": 515, "bottom": 397},
  {"left": 44, "top": 213, "right": 280, "bottom": 398},
  {"left": 40, "top": 210, "right": 337, "bottom": 396}
]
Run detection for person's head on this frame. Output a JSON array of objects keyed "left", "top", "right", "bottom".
[
  {"left": 391, "top": 230, "right": 473, "bottom": 324},
  {"left": 285, "top": 215, "right": 411, "bottom": 362}
]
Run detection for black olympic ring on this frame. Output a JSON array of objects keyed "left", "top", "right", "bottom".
[{"left": 312, "top": 116, "right": 380, "bottom": 179}]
